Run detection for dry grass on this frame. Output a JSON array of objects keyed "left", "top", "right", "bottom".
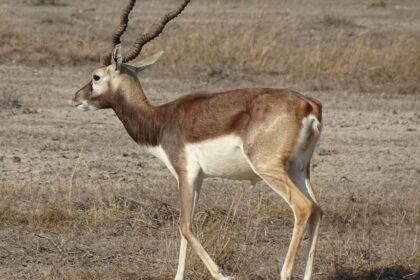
[
  {"left": 0, "top": 2, "right": 419, "bottom": 279},
  {"left": 1, "top": 5, "right": 420, "bottom": 94},
  {"left": 369, "top": 1, "right": 387, "bottom": 8},
  {"left": 157, "top": 5, "right": 420, "bottom": 95},
  {"left": 1, "top": 179, "right": 418, "bottom": 279},
  {"left": 0, "top": 18, "right": 100, "bottom": 66},
  {"left": 31, "top": 0, "right": 64, "bottom": 6},
  {"left": 0, "top": 92, "right": 22, "bottom": 110}
]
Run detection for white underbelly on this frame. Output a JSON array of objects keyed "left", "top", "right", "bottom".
[{"left": 186, "top": 135, "right": 258, "bottom": 181}]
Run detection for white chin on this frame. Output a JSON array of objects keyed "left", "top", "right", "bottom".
[{"left": 77, "top": 102, "right": 98, "bottom": 111}]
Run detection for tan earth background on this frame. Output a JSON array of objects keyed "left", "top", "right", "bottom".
[{"left": 0, "top": 0, "right": 419, "bottom": 279}]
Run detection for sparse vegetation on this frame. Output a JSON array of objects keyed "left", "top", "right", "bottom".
[
  {"left": 31, "top": 0, "right": 63, "bottom": 6},
  {"left": 1, "top": 8, "right": 419, "bottom": 94},
  {"left": 369, "top": 0, "right": 387, "bottom": 8},
  {"left": 321, "top": 15, "right": 358, "bottom": 28},
  {"left": 0, "top": 179, "right": 418, "bottom": 279},
  {"left": 0, "top": 92, "right": 22, "bottom": 110},
  {"left": 0, "top": 1, "right": 419, "bottom": 279},
  {"left": 157, "top": 22, "right": 420, "bottom": 94}
]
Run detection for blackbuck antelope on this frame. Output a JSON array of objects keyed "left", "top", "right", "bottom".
[{"left": 72, "top": 1, "right": 323, "bottom": 279}]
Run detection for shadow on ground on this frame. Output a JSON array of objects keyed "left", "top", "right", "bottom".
[{"left": 329, "top": 266, "right": 420, "bottom": 280}]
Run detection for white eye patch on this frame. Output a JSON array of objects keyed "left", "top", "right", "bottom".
[
  {"left": 91, "top": 75, "right": 109, "bottom": 95},
  {"left": 93, "top": 74, "right": 101, "bottom": 82}
]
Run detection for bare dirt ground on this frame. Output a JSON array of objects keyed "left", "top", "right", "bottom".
[{"left": 0, "top": 0, "right": 419, "bottom": 279}]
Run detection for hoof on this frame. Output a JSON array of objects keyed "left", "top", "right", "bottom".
[
  {"left": 219, "top": 276, "right": 235, "bottom": 280},
  {"left": 216, "top": 269, "right": 235, "bottom": 280}
]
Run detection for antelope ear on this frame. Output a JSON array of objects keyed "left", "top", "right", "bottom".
[
  {"left": 134, "top": 51, "right": 164, "bottom": 73},
  {"left": 111, "top": 44, "right": 122, "bottom": 71}
]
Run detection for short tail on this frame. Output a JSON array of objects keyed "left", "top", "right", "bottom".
[{"left": 306, "top": 97, "right": 322, "bottom": 137}]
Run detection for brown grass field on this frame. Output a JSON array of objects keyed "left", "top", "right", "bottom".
[{"left": 0, "top": 0, "right": 419, "bottom": 279}]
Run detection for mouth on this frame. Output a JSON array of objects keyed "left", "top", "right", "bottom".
[
  {"left": 77, "top": 104, "right": 89, "bottom": 111},
  {"left": 71, "top": 100, "right": 81, "bottom": 107},
  {"left": 71, "top": 100, "right": 99, "bottom": 112},
  {"left": 71, "top": 100, "right": 92, "bottom": 111}
]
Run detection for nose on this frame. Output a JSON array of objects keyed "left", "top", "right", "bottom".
[
  {"left": 71, "top": 81, "right": 91, "bottom": 106},
  {"left": 71, "top": 90, "right": 82, "bottom": 107},
  {"left": 69, "top": 99, "right": 79, "bottom": 107}
]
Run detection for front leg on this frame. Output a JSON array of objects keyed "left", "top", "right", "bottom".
[
  {"left": 175, "top": 171, "right": 234, "bottom": 280},
  {"left": 175, "top": 173, "right": 202, "bottom": 280}
]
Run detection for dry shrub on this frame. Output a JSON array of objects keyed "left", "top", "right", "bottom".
[
  {"left": 154, "top": 15, "right": 285, "bottom": 80},
  {"left": 0, "top": 180, "right": 177, "bottom": 232},
  {"left": 321, "top": 183, "right": 420, "bottom": 280},
  {"left": 329, "top": 265, "right": 419, "bottom": 280},
  {"left": 1, "top": 178, "right": 419, "bottom": 279},
  {"left": 286, "top": 32, "right": 420, "bottom": 94},
  {"left": 369, "top": 0, "right": 387, "bottom": 8},
  {"left": 121, "top": 2, "right": 420, "bottom": 94},
  {"left": 31, "top": 203, "right": 74, "bottom": 229},
  {"left": 0, "top": 17, "right": 100, "bottom": 66},
  {"left": 6, "top": 37, "right": 101, "bottom": 65},
  {"left": 321, "top": 15, "right": 359, "bottom": 29},
  {"left": 155, "top": 20, "right": 420, "bottom": 94},
  {"left": 1, "top": 6, "right": 420, "bottom": 94},
  {"left": 31, "top": 0, "right": 64, "bottom": 6},
  {"left": 0, "top": 205, "right": 29, "bottom": 227}
]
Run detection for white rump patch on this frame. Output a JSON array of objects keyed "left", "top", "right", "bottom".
[
  {"left": 287, "top": 114, "right": 321, "bottom": 201},
  {"left": 290, "top": 114, "right": 321, "bottom": 166}
]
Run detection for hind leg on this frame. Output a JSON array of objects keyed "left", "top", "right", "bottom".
[
  {"left": 286, "top": 162, "right": 322, "bottom": 280},
  {"left": 241, "top": 120, "right": 321, "bottom": 279},
  {"left": 302, "top": 165, "right": 322, "bottom": 280},
  {"left": 243, "top": 155, "right": 315, "bottom": 280},
  {"left": 303, "top": 203, "right": 321, "bottom": 280}
]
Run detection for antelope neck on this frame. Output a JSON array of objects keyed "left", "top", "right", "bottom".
[{"left": 112, "top": 83, "right": 162, "bottom": 147}]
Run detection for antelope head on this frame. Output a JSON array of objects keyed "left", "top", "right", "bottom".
[{"left": 72, "top": 0, "right": 191, "bottom": 111}]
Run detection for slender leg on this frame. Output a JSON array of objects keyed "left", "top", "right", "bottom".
[
  {"left": 250, "top": 165, "right": 313, "bottom": 280},
  {"left": 241, "top": 106, "right": 322, "bottom": 280},
  {"left": 175, "top": 235, "right": 188, "bottom": 280},
  {"left": 303, "top": 203, "right": 321, "bottom": 280},
  {"left": 178, "top": 175, "right": 234, "bottom": 280},
  {"left": 302, "top": 167, "right": 322, "bottom": 280},
  {"left": 287, "top": 164, "right": 323, "bottom": 280},
  {"left": 288, "top": 163, "right": 322, "bottom": 280},
  {"left": 304, "top": 165, "right": 320, "bottom": 205},
  {"left": 175, "top": 177, "right": 203, "bottom": 280}
]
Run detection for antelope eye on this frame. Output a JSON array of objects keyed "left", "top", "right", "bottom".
[{"left": 93, "top": 74, "right": 101, "bottom": 81}]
